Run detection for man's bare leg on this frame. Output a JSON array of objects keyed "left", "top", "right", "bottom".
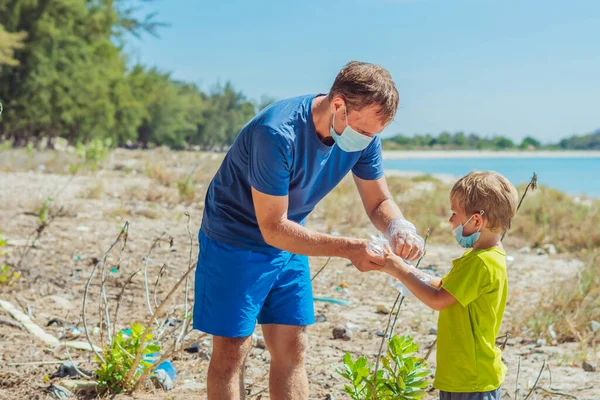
[
  {"left": 262, "top": 324, "right": 309, "bottom": 399},
  {"left": 207, "top": 335, "right": 253, "bottom": 400}
]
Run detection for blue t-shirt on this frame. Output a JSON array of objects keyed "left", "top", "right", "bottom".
[{"left": 201, "top": 94, "right": 384, "bottom": 253}]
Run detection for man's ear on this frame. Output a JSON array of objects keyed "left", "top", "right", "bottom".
[{"left": 330, "top": 96, "right": 345, "bottom": 113}]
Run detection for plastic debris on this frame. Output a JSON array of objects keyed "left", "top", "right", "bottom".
[
  {"left": 48, "top": 384, "right": 72, "bottom": 400},
  {"left": 155, "top": 360, "right": 177, "bottom": 380},
  {"left": 519, "top": 246, "right": 531, "bottom": 254},
  {"left": 542, "top": 243, "right": 557, "bottom": 256},
  {"left": 315, "top": 314, "right": 327, "bottom": 323},
  {"left": 345, "top": 322, "right": 362, "bottom": 331},
  {"left": 548, "top": 324, "right": 557, "bottom": 340},
  {"left": 313, "top": 297, "right": 349, "bottom": 306},
  {"left": 50, "top": 362, "right": 92, "bottom": 379},
  {"left": 58, "top": 326, "right": 83, "bottom": 340},
  {"left": 367, "top": 233, "right": 389, "bottom": 257},
  {"left": 387, "top": 276, "right": 414, "bottom": 298},
  {"left": 152, "top": 369, "right": 173, "bottom": 391}
]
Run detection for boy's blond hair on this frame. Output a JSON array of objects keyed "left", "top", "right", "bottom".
[{"left": 451, "top": 171, "right": 519, "bottom": 232}]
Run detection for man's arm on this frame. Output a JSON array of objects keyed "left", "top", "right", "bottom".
[
  {"left": 251, "top": 187, "right": 384, "bottom": 272},
  {"left": 382, "top": 255, "right": 455, "bottom": 311},
  {"left": 353, "top": 174, "right": 424, "bottom": 260},
  {"left": 353, "top": 174, "right": 403, "bottom": 232}
]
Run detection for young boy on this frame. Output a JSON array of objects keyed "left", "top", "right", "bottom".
[{"left": 382, "top": 171, "right": 519, "bottom": 400}]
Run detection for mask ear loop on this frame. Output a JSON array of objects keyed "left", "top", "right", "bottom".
[{"left": 474, "top": 210, "right": 485, "bottom": 232}]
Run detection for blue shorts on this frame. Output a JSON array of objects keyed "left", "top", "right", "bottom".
[{"left": 193, "top": 231, "right": 315, "bottom": 338}]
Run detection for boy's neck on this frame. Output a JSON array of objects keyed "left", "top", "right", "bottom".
[{"left": 472, "top": 230, "right": 503, "bottom": 251}]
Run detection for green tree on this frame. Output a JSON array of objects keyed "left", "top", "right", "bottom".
[
  {"left": 437, "top": 131, "right": 451, "bottom": 146},
  {"left": 492, "top": 136, "right": 515, "bottom": 149},
  {"left": 195, "top": 82, "right": 256, "bottom": 149},
  {"left": 0, "top": 24, "right": 26, "bottom": 66},
  {"left": 452, "top": 131, "right": 467, "bottom": 148},
  {"left": 0, "top": 0, "right": 162, "bottom": 145},
  {"left": 519, "top": 136, "right": 541, "bottom": 149}
]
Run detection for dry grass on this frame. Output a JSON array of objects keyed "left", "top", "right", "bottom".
[
  {"left": 125, "top": 184, "right": 175, "bottom": 204},
  {"left": 516, "top": 250, "right": 600, "bottom": 346},
  {"left": 0, "top": 148, "right": 77, "bottom": 174},
  {"left": 83, "top": 181, "right": 105, "bottom": 199},
  {"left": 511, "top": 185, "right": 600, "bottom": 253},
  {"left": 145, "top": 162, "right": 175, "bottom": 187}
]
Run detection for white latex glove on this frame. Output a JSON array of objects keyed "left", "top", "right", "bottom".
[{"left": 385, "top": 218, "right": 425, "bottom": 261}]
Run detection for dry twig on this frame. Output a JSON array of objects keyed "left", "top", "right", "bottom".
[
  {"left": 523, "top": 359, "right": 546, "bottom": 400},
  {"left": 82, "top": 222, "right": 129, "bottom": 363},
  {"left": 143, "top": 233, "right": 166, "bottom": 316},
  {"left": 177, "top": 212, "right": 195, "bottom": 349},
  {"left": 122, "top": 260, "right": 197, "bottom": 386},
  {"left": 113, "top": 269, "right": 141, "bottom": 336}
]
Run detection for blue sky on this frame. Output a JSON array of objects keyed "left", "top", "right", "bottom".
[{"left": 127, "top": 0, "right": 599, "bottom": 143}]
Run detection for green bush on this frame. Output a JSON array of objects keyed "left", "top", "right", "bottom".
[{"left": 336, "top": 334, "right": 431, "bottom": 399}]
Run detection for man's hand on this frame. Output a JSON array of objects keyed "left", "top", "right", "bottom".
[
  {"left": 386, "top": 219, "right": 425, "bottom": 261},
  {"left": 348, "top": 239, "right": 385, "bottom": 272}
]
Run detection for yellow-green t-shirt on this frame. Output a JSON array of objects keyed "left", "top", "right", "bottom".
[{"left": 433, "top": 247, "right": 508, "bottom": 392}]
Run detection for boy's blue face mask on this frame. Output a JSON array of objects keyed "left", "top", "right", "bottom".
[
  {"left": 330, "top": 107, "right": 374, "bottom": 152},
  {"left": 452, "top": 211, "right": 484, "bottom": 248}
]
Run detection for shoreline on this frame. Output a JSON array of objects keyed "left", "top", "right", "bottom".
[{"left": 382, "top": 150, "right": 600, "bottom": 159}]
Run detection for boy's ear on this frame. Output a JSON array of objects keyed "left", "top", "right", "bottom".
[{"left": 474, "top": 212, "right": 486, "bottom": 229}]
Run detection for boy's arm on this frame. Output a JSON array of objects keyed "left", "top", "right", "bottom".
[{"left": 382, "top": 255, "right": 456, "bottom": 311}]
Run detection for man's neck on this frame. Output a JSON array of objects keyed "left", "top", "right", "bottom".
[{"left": 311, "top": 94, "right": 334, "bottom": 144}]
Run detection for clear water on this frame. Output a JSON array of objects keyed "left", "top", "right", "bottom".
[{"left": 383, "top": 156, "right": 600, "bottom": 198}]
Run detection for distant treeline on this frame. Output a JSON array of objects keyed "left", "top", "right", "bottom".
[
  {"left": 382, "top": 130, "right": 600, "bottom": 151},
  {"left": 0, "top": 0, "right": 273, "bottom": 150}
]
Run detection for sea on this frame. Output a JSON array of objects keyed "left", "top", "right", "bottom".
[{"left": 383, "top": 155, "right": 600, "bottom": 199}]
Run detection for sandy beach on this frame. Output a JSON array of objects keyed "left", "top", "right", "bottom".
[{"left": 382, "top": 150, "right": 600, "bottom": 159}]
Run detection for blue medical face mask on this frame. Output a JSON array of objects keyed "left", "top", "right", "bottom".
[
  {"left": 330, "top": 107, "right": 374, "bottom": 152},
  {"left": 452, "top": 211, "right": 484, "bottom": 248}
]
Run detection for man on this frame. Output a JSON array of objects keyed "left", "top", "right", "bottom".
[{"left": 194, "top": 61, "right": 425, "bottom": 399}]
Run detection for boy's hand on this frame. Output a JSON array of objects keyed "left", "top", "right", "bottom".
[
  {"left": 385, "top": 218, "right": 425, "bottom": 261},
  {"left": 380, "top": 243, "right": 405, "bottom": 274}
]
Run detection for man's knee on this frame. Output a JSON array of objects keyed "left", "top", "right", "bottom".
[
  {"left": 210, "top": 335, "right": 253, "bottom": 375},
  {"left": 266, "top": 326, "right": 309, "bottom": 364}
]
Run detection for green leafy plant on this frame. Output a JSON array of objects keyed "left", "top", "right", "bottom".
[
  {"left": 0, "top": 265, "right": 20, "bottom": 285},
  {"left": 0, "top": 232, "right": 19, "bottom": 285},
  {"left": 38, "top": 197, "right": 53, "bottom": 224},
  {"left": 95, "top": 322, "right": 160, "bottom": 394},
  {"left": 336, "top": 334, "right": 431, "bottom": 400},
  {"left": 69, "top": 138, "right": 113, "bottom": 173}
]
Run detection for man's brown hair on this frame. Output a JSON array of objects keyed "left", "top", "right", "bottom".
[
  {"left": 451, "top": 171, "right": 519, "bottom": 232},
  {"left": 329, "top": 61, "right": 399, "bottom": 124}
]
